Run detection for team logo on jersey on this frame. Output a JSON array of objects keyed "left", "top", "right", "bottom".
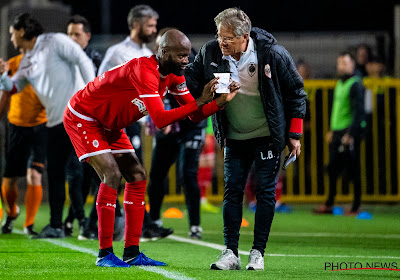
[
  {"left": 93, "top": 140, "right": 99, "bottom": 148},
  {"left": 264, "top": 64, "right": 271, "bottom": 78},
  {"left": 176, "top": 82, "right": 187, "bottom": 91},
  {"left": 248, "top": 62, "right": 256, "bottom": 77},
  {"left": 131, "top": 98, "right": 148, "bottom": 115}
]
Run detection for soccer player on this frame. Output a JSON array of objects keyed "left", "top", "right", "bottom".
[
  {"left": 96, "top": 5, "right": 160, "bottom": 241},
  {"left": 63, "top": 29, "right": 240, "bottom": 267},
  {"left": 0, "top": 13, "right": 96, "bottom": 238},
  {"left": 0, "top": 50, "right": 47, "bottom": 236}
]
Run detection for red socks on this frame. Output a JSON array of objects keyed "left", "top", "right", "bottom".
[
  {"left": 96, "top": 183, "right": 117, "bottom": 249},
  {"left": 124, "top": 180, "right": 146, "bottom": 248}
]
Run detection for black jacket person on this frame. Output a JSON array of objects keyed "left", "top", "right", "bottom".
[{"left": 184, "top": 7, "right": 307, "bottom": 271}]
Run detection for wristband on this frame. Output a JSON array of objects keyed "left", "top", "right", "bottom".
[{"left": 289, "top": 118, "right": 303, "bottom": 134}]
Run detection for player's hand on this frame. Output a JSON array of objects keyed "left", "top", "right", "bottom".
[
  {"left": 288, "top": 138, "right": 301, "bottom": 157},
  {"left": 196, "top": 78, "right": 218, "bottom": 107},
  {"left": 215, "top": 81, "right": 240, "bottom": 107},
  {"left": 0, "top": 59, "right": 9, "bottom": 75}
]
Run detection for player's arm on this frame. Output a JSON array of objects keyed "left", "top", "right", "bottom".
[
  {"left": 0, "top": 58, "right": 28, "bottom": 94},
  {"left": 134, "top": 65, "right": 207, "bottom": 129},
  {"left": 53, "top": 33, "right": 95, "bottom": 84},
  {"left": 172, "top": 78, "right": 240, "bottom": 123},
  {"left": 0, "top": 90, "right": 11, "bottom": 118}
]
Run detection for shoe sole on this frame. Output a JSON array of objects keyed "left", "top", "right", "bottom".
[
  {"left": 246, "top": 266, "right": 264, "bottom": 271},
  {"left": 140, "top": 237, "right": 159, "bottom": 242},
  {"left": 210, "top": 264, "right": 240, "bottom": 270}
]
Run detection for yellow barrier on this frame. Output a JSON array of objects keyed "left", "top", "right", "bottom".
[{"left": 144, "top": 78, "right": 400, "bottom": 204}]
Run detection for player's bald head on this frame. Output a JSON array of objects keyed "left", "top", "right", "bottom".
[{"left": 157, "top": 29, "right": 191, "bottom": 57}]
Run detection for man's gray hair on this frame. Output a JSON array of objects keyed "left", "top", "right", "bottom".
[
  {"left": 127, "top": 4, "right": 159, "bottom": 30},
  {"left": 214, "top": 8, "right": 251, "bottom": 37}
]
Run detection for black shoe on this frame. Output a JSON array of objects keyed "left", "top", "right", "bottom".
[
  {"left": 78, "top": 225, "right": 98, "bottom": 240},
  {"left": 140, "top": 224, "right": 174, "bottom": 242},
  {"left": 189, "top": 225, "right": 202, "bottom": 239},
  {"left": 1, "top": 208, "right": 20, "bottom": 234},
  {"left": 64, "top": 220, "right": 73, "bottom": 237},
  {"left": 32, "top": 224, "right": 65, "bottom": 239},
  {"left": 23, "top": 224, "right": 39, "bottom": 236},
  {"left": 78, "top": 218, "right": 87, "bottom": 236}
]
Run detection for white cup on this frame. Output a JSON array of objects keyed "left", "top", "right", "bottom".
[{"left": 213, "top": 73, "right": 230, "bottom": 93}]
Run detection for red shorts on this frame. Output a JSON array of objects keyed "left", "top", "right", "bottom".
[{"left": 63, "top": 104, "right": 134, "bottom": 162}]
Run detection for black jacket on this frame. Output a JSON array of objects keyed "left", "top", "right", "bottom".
[
  {"left": 185, "top": 27, "right": 307, "bottom": 152},
  {"left": 84, "top": 46, "right": 104, "bottom": 75}
]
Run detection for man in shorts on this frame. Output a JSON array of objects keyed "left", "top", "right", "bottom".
[{"left": 64, "top": 29, "right": 240, "bottom": 267}]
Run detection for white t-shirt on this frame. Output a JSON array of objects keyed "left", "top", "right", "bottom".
[
  {"left": 223, "top": 37, "right": 270, "bottom": 139},
  {"left": 98, "top": 36, "right": 153, "bottom": 75},
  {"left": 0, "top": 33, "right": 95, "bottom": 127}
]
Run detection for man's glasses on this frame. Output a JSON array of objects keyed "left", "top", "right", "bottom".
[{"left": 215, "top": 34, "right": 240, "bottom": 43}]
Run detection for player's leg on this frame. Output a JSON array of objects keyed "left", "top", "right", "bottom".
[
  {"left": 147, "top": 132, "right": 180, "bottom": 222},
  {"left": 88, "top": 152, "right": 129, "bottom": 267},
  {"left": 115, "top": 150, "right": 166, "bottom": 266},
  {"left": 1, "top": 123, "right": 31, "bottom": 233},
  {"left": 24, "top": 123, "right": 47, "bottom": 235},
  {"left": 62, "top": 107, "right": 129, "bottom": 267},
  {"left": 65, "top": 152, "right": 86, "bottom": 234},
  {"left": 180, "top": 128, "right": 204, "bottom": 239},
  {"left": 349, "top": 137, "right": 362, "bottom": 214}
]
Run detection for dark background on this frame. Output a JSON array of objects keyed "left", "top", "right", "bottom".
[{"left": 59, "top": 0, "right": 394, "bottom": 34}]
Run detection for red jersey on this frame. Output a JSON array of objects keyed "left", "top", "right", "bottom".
[{"left": 68, "top": 55, "right": 219, "bottom": 130}]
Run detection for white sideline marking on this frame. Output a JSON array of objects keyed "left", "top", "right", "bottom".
[
  {"left": 167, "top": 235, "right": 400, "bottom": 259},
  {"left": 175, "top": 230, "right": 400, "bottom": 239},
  {"left": 14, "top": 229, "right": 194, "bottom": 280}
]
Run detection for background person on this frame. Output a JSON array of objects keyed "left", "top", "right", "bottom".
[
  {"left": 0, "top": 50, "right": 47, "bottom": 236},
  {"left": 0, "top": 13, "right": 96, "bottom": 238},
  {"left": 314, "top": 52, "right": 366, "bottom": 215}
]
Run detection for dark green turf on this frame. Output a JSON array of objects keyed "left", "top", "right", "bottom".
[{"left": 0, "top": 203, "right": 399, "bottom": 279}]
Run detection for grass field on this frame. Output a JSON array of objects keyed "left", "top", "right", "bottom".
[{"left": 1, "top": 203, "right": 399, "bottom": 280}]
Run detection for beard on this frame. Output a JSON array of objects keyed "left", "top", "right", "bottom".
[
  {"left": 164, "top": 56, "right": 185, "bottom": 76},
  {"left": 138, "top": 27, "right": 156, "bottom": 44}
]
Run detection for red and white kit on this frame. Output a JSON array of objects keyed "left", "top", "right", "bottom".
[{"left": 64, "top": 55, "right": 220, "bottom": 161}]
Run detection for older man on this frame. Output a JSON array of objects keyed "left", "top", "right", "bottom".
[
  {"left": 185, "top": 8, "right": 307, "bottom": 270},
  {"left": 64, "top": 29, "right": 240, "bottom": 267}
]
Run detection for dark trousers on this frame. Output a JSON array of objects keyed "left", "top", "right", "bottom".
[
  {"left": 223, "top": 137, "right": 281, "bottom": 255},
  {"left": 47, "top": 124, "right": 74, "bottom": 228},
  {"left": 65, "top": 161, "right": 99, "bottom": 224},
  {"left": 325, "top": 130, "right": 362, "bottom": 212},
  {"left": 148, "top": 128, "right": 204, "bottom": 226}
]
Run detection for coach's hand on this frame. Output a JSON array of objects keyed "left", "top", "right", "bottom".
[
  {"left": 288, "top": 138, "right": 301, "bottom": 157},
  {"left": 215, "top": 81, "right": 240, "bottom": 107},
  {"left": 196, "top": 78, "right": 218, "bottom": 107}
]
